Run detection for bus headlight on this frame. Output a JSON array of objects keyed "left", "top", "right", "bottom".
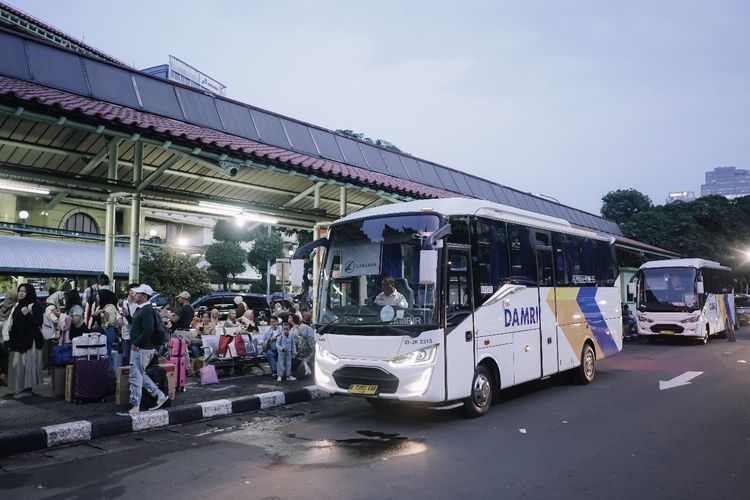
[
  {"left": 389, "top": 345, "right": 438, "bottom": 367},
  {"left": 316, "top": 344, "right": 339, "bottom": 363},
  {"left": 680, "top": 314, "right": 701, "bottom": 323},
  {"left": 637, "top": 314, "right": 654, "bottom": 323}
]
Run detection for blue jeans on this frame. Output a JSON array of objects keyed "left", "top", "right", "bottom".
[
  {"left": 121, "top": 339, "right": 131, "bottom": 367},
  {"left": 104, "top": 326, "right": 115, "bottom": 369},
  {"left": 277, "top": 351, "right": 292, "bottom": 378},
  {"left": 128, "top": 348, "right": 160, "bottom": 408},
  {"left": 267, "top": 348, "right": 278, "bottom": 374}
]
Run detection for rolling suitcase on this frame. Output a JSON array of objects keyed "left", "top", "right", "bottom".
[
  {"left": 169, "top": 338, "right": 188, "bottom": 392},
  {"left": 73, "top": 357, "right": 108, "bottom": 402}
]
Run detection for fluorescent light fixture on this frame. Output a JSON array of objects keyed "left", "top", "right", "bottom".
[
  {"left": 198, "top": 201, "right": 243, "bottom": 215},
  {"left": 237, "top": 212, "right": 279, "bottom": 225},
  {"left": 0, "top": 182, "right": 50, "bottom": 195}
]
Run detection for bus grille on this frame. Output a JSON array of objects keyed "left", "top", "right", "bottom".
[
  {"left": 650, "top": 324, "right": 685, "bottom": 334},
  {"left": 332, "top": 366, "right": 399, "bottom": 394}
]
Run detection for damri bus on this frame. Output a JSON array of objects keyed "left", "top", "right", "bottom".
[
  {"left": 630, "top": 259, "right": 735, "bottom": 344},
  {"left": 292, "top": 198, "right": 622, "bottom": 417}
]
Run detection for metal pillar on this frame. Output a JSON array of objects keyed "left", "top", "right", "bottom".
[
  {"left": 266, "top": 224, "right": 272, "bottom": 296},
  {"left": 104, "top": 140, "right": 118, "bottom": 280},
  {"left": 129, "top": 141, "right": 143, "bottom": 283},
  {"left": 339, "top": 186, "right": 347, "bottom": 217},
  {"left": 314, "top": 184, "right": 321, "bottom": 209}
]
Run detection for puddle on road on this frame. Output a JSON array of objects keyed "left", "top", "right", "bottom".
[{"left": 213, "top": 417, "right": 426, "bottom": 467}]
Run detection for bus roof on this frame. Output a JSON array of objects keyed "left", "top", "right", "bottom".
[
  {"left": 639, "top": 258, "right": 731, "bottom": 272},
  {"left": 336, "top": 197, "right": 608, "bottom": 241}
]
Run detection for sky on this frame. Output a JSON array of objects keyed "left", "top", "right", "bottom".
[{"left": 8, "top": 0, "right": 750, "bottom": 215}]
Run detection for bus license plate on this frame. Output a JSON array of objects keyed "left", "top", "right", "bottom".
[
  {"left": 348, "top": 384, "right": 378, "bottom": 395},
  {"left": 659, "top": 330, "right": 674, "bottom": 335}
]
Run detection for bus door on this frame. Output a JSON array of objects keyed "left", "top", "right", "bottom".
[
  {"left": 535, "top": 231, "right": 559, "bottom": 377},
  {"left": 444, "top": 245, "right": 476, "bottom": 400}
]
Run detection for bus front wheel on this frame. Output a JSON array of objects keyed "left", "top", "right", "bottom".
[
  {"left": 464, "top": 365, "right": 493, "bottom": 418},
  {"left": 576, "top": 343, "right": 596, "bottom": 385}
]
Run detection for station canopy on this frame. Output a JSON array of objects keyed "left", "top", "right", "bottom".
[{"left": 0, "top": 4, "right": 674, "bottom": 262}]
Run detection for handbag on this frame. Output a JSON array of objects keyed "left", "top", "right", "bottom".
[
  {"left": 229, "top": 334, "right": 247, "bottom": 358},
  {"left": 199, "top": 364, "right": 218, "bottom": 385},
  {"left": 51, "top": 343, "right": 72, "bottom": 366},
  {"left": 218, "top": 334, "right": 233, "bottom": 358}
]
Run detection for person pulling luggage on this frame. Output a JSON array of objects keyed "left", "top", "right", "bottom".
[{"left": 117, "top": 284, "right": 168, "bottom": 416}]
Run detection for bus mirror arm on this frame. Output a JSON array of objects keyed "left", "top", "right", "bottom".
[
  {"left": 696, "top": 280, "right": 704, "bottom": 295},
  {"left": 293, "top": 237, "right": 329, "bottom": 260},
  {"left": 421, "top": 224, "right": 452, "bottom": 249}
]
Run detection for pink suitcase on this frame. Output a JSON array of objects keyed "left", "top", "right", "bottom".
[{"left": 169, "top": 337, "right": 188, "bottom": 391}]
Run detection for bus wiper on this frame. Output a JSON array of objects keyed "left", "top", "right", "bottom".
[{"left": 316, "top": 311, "right": 379, "bottom": 334}]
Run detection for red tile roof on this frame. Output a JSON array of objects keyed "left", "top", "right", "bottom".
[{"left": 0, "top": 75, "right": 458, "bottom": 200}]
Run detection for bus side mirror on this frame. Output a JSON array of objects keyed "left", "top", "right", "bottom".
[
  {"left": 290, "top": 259, "right": 305, "bottom": 289},
  {"left": 696, "top": 281, "right": 704, "bottom": 295},
  {"left": 626, "top": 282, "right": 636, "bottom": 301},
  {"left": 419, "top": 249, "right": 438, "bottom": 285}
]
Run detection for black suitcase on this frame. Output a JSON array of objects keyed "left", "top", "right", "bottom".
[{"left": 73, "top": 357, "right": 108, "bottom": 403}]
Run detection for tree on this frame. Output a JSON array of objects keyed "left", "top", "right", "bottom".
[
  {"left": 601, "top": 189, "right": 653, "bottom": 224},
  {"left": 204, "top": 241, "right": 247, "bottom": 291},
  {"left": 139, "top": 248, "right": 211, "bottom": 304},
  {"left": 247, "top": 231, "right": 284, "bottom": 290}
]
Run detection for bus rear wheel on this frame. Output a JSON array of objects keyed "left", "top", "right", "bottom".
[
  {"left": 701, "top": 325, "right": 710, "bottom": 344},
  {"left": 575, "top": 343, "right": 596, "bottom": 385},
  {"left": 464, "top": 365, "right": 493, "bottom": 418}
]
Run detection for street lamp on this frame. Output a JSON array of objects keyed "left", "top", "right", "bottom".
[{"left": 18, "top": 210, "right": 29, "bottom": 228}]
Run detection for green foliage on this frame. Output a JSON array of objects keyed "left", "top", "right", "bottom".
[
  {"left": 139, "top": 248, "right": 211, "bottom": 304},
  {"left": 601, "top": 189, "right": 653, "bottom": 224},
  {"left": 247, "top": 232, "right": 284, "bottom": 286},
  {"left": 336, "top": 129, "right": 405, "bottom": 154},
  {"left": 204, "top": 241, "right": 247, "bottom": 291}
]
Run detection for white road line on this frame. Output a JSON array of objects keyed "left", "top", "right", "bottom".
[{"left": 659, "top": 371, "right": 704, "bottom": 391}]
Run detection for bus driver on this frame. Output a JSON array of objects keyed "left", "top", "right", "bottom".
[{"left": 374, "top": 277, "right": 408, "bottom": 308}]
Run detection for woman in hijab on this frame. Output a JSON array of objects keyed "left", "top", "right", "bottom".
[
  {"left": 0, "top": 289, "right": 18, "bottom": 386},
  {"left": 7, "top": 284, "right": 44, "bottom": 395},
  {"left": 64, "top": 290, "right": 88, "bottom": 341},
  {"left": 92, "top": 289, "right": 118, "bottom": 362}
]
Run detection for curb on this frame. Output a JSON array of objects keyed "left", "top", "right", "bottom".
[{"left": 0, "top": 385, "right": 327, "bottom": 458}]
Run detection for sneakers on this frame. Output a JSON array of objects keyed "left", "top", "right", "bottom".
[
  {"left": 276, "top": 376, "right": 282, "bottom": 382},
  {"left": 288, "top": 376, "right": 297, "bottom": 381},
  {"left": 149, "top": 392, "right": 169, "bottom": 411},
  {"left": 117, "top": 406, "right": 139, "bottom": 417}
]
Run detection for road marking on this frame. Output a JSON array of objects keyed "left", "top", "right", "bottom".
[{"left": 659, "top": 371, "right": 704, "bottom": 391}]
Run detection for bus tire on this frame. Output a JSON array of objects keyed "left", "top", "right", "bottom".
[
  {"left": 701, "top": 325, "right": 710, "bottom": 344},
  {"left": 464, "top": 365, "right": 493, "bottom": 418},
  {"left": 575, "top": 343, "right": 596, "bottom": 385}
]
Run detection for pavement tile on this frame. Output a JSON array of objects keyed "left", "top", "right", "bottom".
[
  {"left": 133, "top": 428, "right": 186, "bottom": 444},
  {"left": 85, "top": 435, "right": 144, "bottom": 453}
]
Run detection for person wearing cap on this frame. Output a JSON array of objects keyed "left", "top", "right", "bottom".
[
  {"left": 170, "top": 291, "right": 194, "bottom": 333},
  {"left": 118, "top": 284, "right": 168, "bottom": 416}
]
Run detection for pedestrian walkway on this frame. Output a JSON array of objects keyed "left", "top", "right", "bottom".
[{"left": 0, "top": 367, "right": 311, "bottom": 431}]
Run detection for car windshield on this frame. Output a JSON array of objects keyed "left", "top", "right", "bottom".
[
  {"left": 639, "top": 267, "right": 699, "bottom": 312},
  {"left": 318, "top": 214, "right": 441, "bottom": 336}
]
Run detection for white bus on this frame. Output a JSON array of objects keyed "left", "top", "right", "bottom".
[
  {"left": 294, "top": 198, "right": 622, "bottom": 417},
  {"left": 630, "top": 259, "right": 735, "bottom": 344}
]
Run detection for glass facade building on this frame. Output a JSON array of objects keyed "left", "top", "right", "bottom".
[{"left": 700, "top": 167, "right": 750, "bottom": 198}]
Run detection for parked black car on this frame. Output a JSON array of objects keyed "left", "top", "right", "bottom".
[
  {"left": 191, "top": 292, "right": 270, "bottom": 322},
  {"left": 736, "top": 293, "right": 750, "bottom": 326}
]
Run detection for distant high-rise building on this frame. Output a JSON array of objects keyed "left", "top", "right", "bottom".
[
  {"left": 142, "top": 55, "right": 226, "bottom": 96},
  {"left": 665, "top": 191, "right": 696, "bottom": 203},
  {"left": 700, "top": 166, "right": 750, "bottom": 198}
]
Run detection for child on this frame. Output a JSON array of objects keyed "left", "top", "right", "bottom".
[{"left": 275, "top": 322, "right": 297, "bottom": 382}]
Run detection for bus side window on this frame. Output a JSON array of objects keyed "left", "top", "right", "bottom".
[
  {"left": 471, "top": 218, "right": 509, "bottom": 306},
  {"left": 506, "top": 224, "right": 537, "bottom": 286},
  {"left": 595, "top": 240, "right": 617, "bottom": 286},
  {"left": 552, "top": 233, "right": 570, "bottom": 286}
]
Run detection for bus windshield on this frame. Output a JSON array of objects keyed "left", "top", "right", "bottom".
[
  {"left": 639, "top": 267, "right": 699, "bottom": 312},
  {"left": 318, "top": 214, "right": 441, "bottom": 336}
]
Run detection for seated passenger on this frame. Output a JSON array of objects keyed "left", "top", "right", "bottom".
[{"left": 374, "top": 277, "right": 408, "bottom": 308}]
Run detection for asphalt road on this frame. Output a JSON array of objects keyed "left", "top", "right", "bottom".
[{"left": 2, "top": 330, "right": 749, "bottom": 500}]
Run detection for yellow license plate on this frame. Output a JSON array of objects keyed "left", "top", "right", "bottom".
[
  {"left": 348, "top": 384, "right": 378, "bottom": 395},
  {"left": 659, "top": 330, "right": 674, "bottom": 335}
]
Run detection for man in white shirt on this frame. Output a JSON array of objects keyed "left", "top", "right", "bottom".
[{"left": 374, "top": 277, "right": 408, "bottom": 308}]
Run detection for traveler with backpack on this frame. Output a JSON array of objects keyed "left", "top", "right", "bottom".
[
  {"left": 117, "top": 283, "right": 139, "bottom": 366},
  {"left": 117, "top": 284, "right": 168, "bottom": 416}
]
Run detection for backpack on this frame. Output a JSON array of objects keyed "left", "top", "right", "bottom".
[{"left": 151, "top": 308, "right": 168, "bottom": 346}]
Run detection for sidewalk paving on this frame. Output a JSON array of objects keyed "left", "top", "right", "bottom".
[{"left": 0, "top": 365, "right": 327, "bottom": 458}]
